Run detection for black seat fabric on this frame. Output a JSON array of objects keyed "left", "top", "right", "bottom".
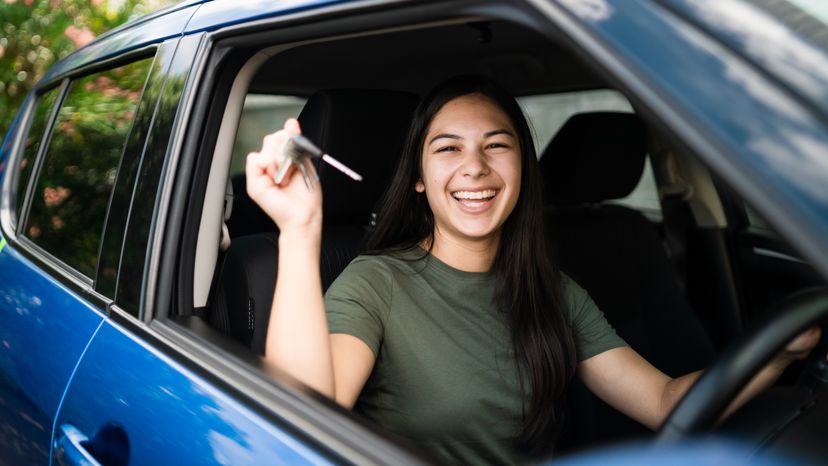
[
  {"left": 210, "top": 89, "right": 418, "bottom": 354},
  {"left": 540, "top": 113, "right": 716, "bottom": 448}
]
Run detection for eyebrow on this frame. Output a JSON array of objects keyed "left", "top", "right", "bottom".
[
  {"left": 484, "top": 129, "right": 515, "bottom": 138},
  {"left": 427, "top": 129, "right": 515, "bottom": 145},
  {"left": 428, "top": 133, "right": 461, "bottom": 145}
]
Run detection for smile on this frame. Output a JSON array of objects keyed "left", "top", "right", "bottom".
[{"left": 451, "top": 189, "right": 499, "bottom": 209}]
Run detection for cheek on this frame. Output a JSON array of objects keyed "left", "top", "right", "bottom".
[
  {"left": 422, "top": 158, "right": 453, "bottom": 188},
  {"left": 494, "top": 155, "right": 522, "bottom": 185}
]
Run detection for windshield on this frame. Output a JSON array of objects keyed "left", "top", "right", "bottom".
[
  {"left": 788, "top": 0, "right": 828, "bottom": 25},
  {"left": 749, "top": 0, "right": 828, "bottom": 50}
]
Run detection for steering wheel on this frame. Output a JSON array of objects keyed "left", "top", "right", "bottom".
[{"left": 657, "top": 287, "right": 828, "bottom": 442}]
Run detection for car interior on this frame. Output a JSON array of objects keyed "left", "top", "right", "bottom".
[{"left": 168, "top": 8, "right": 826, "bottom": 462}]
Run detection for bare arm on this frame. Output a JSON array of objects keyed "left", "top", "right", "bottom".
[
  {"left": 579, "top": 327, "right": 822, "bottom": 429},
  {"left": 246, "top": 119, "right": 374, "bottom": 406}
]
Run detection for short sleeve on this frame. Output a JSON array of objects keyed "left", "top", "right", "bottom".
[
  {"left": 324, "top": 256, "right": 393, "bottom": 356},
  {"left": 563, "top": 275, "right": 628, "bottom": 361}
]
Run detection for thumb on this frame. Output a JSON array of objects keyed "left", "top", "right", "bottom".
[{"left": 285, "top": 117, "right": 301, "bottom": 135}]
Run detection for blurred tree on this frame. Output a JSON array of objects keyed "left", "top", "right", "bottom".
[{"left": 0, "top": 0, "right": 178, "bottom": 143}]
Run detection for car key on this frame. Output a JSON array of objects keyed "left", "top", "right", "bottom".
[{"left": 274, "top": 135, "right": 363, "bottom": 190}]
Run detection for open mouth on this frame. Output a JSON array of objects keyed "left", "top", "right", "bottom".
[{"left": 451, "top": 189, "right": 498, "bottom": 208}]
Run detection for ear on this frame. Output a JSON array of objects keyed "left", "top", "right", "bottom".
[{"left": 415, "top": 180, "right": 425, "bottom": 193}]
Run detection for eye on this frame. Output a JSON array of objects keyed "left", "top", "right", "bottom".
[
  {"left": 486, "top": 142, "right": 511, "bottom": 150},
  {"left": 436, "top": 145, "right": 460, "bottom": 153}
]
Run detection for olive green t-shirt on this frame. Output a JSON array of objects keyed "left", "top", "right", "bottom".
[{"left": 324, "top": 248, "right": 626, "bottom": 465}]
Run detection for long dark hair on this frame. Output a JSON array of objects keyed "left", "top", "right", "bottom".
[{"left": 367, "top": 76, "right": 576, "bottom": 451}]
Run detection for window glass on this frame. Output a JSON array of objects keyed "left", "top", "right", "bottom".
[
  {"left": 230, "top": 94, "right": 306, "bottom": 177},
  {"left": 518, "top": 90, "right": 661, "bottom": 216},
  {"left": 24, "top": 58, "right": 153, "bottom": 278},
  {"left": 15, "top": 87, "right": 60, "bottom": 226},
  {"left": 745, "top": 204, "right": 771, "bottom": 230}
]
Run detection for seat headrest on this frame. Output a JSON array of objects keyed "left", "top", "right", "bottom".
[
  {"left": 539, "top": 112, "right": 647, "bottom": 206},
  {"left": 298, "top": 89, "right": 419, "bottom": 223}
]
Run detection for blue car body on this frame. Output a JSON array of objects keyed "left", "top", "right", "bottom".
[{"left": 1, "top": 0, "right": 827, "bottom": 465}]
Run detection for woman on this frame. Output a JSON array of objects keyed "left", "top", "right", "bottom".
[{"left": 245, "top": 76, "right": 821, "bottom": 465}]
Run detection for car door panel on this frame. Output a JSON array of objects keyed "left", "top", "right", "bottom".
[
  {"left": 0, "top": 244, "right": 105, "bottom": 466},
  {"left": 53, "top": 318, "right": 335, "bottom": 466}
]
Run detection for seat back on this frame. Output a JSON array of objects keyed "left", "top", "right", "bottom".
[
  {"left": 539, "top": 112, "right": 716, "bottom": 448},
  {"left": 211, "top": 89, "right": 418, "bottom": 354}
]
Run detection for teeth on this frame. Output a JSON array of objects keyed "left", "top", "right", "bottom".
[{"left": 452, "top": 189, "right": 497, "bottom": 200}]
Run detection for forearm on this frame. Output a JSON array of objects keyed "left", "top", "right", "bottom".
[
  {"left": 659, "top": 358, "right": 789, "bottom": 426},
  {"left": 264, "top": 228, "right": 335, "bottom": 397}
]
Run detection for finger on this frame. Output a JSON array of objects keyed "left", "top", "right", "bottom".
[
  {"left": 259, "top": 119, "right": 303, "bottom": 164},
  {"left": 284, "top": 117, "right": 301, "bottom": 134},
  {"left": 246, "top": 151, "right": 275, "bottom": 186},
  {"left": 260, "top": 131, "right": 288, "bottom": 159},
  {"left": 274, "top": 157, "right": 295, "bottom": 186}
]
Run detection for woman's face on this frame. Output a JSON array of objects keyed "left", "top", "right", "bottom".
[{"left": 416, "top": 93, "right": 522, "bottom": 246}]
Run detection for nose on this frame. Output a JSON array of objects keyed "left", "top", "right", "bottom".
[{"left": 460, "top": 148, "right": 490, "bottom": 177}]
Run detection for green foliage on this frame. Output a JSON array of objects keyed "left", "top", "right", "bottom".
[
  {"left": 0, "top": 0, "right": 177, "bottom": 143},
  {"left": 24, "top": 56, "right": 153, "bottom": 277}
]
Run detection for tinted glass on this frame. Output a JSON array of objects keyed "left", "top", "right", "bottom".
[
  {"left": 15, "top": 87, "right": 60, "bottom": 226},
  {"left": 24, "top": 58, "right": 153, "bottom": 278},
  {"left": 230, "top": 94, "right": 306, "bottom": 176},
  {"left": 518, "top": 90, "right": 661, "bottom": 216}
]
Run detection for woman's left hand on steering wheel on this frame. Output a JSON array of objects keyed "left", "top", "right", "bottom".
[{"left": 775, "top": 326, "right": 824, "bottom": 367}]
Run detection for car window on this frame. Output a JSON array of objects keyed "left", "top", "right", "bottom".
[
  {"left": 518, "top": 90, "right": 661, "bottom": 216},
  {"left": 745, "top": 204, "right": 772, "bottom": 231},
  {"left": 23, "top": 58, "right": 153, "bottom": 278},
  {"left": 14, "top": 87, "right": 60, "bottom": 228},
  {"left": 230, "top": 94, "right": 306, "bottom": 177}
]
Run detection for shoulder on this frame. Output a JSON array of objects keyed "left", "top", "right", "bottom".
[
  {"left": 560, "top": 273, "right": 591, "bottom": 311},
  {"left": 326, "top": 252, "right": 409, "bottom": 301},
  {"left": 338, "top": 252, "right": 411, "bottom": 280},
  {"left": 560, "top": 273, "right": 602, "bottom": 326}
]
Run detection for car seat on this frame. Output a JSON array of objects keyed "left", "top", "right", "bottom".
[
  {"left": 210, "top": 89, "right": 419, "bottom": 354},
  {"left": 539, "top": 112, "right": 717, "bottom": 448}
]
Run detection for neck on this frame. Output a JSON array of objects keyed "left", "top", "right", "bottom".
[{"left": 424, "top": 228, "right": 500, "bottom": 272}]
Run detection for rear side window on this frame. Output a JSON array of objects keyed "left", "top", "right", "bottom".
[
  {"left": 230, "top": 94, "right": 306, "bottom": 177},
  {"left": 15, "top": 87, "right": 61, "bottom": 226},
  {"left": 23, "top": 58, "right": 153, "bottom": 278},
  {"left": 519, "top": 90, "right": 661, "bottom": 217}
]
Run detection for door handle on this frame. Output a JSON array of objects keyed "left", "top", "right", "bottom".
[{"left": 54, "top": 424, "right": 101, "bottom": 466}]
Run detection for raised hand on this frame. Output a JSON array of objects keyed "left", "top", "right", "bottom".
[{"left": 245, "top": 118, "right": 323, "bottom": 236}]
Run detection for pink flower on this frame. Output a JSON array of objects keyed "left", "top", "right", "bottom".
[
  {"left": 64, "top": 25, "right": 95, "bottom": 48},
  {"left": 43, "top": 186, "right": 71, "bottom": 207}
]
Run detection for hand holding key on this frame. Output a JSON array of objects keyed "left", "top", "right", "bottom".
[{"left": 246, "top": 119, "right": 323, "bottom": 237}]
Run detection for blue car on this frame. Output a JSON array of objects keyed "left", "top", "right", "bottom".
[{"left": 1, "top": 0, "right": 827, "bottom": 464}]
